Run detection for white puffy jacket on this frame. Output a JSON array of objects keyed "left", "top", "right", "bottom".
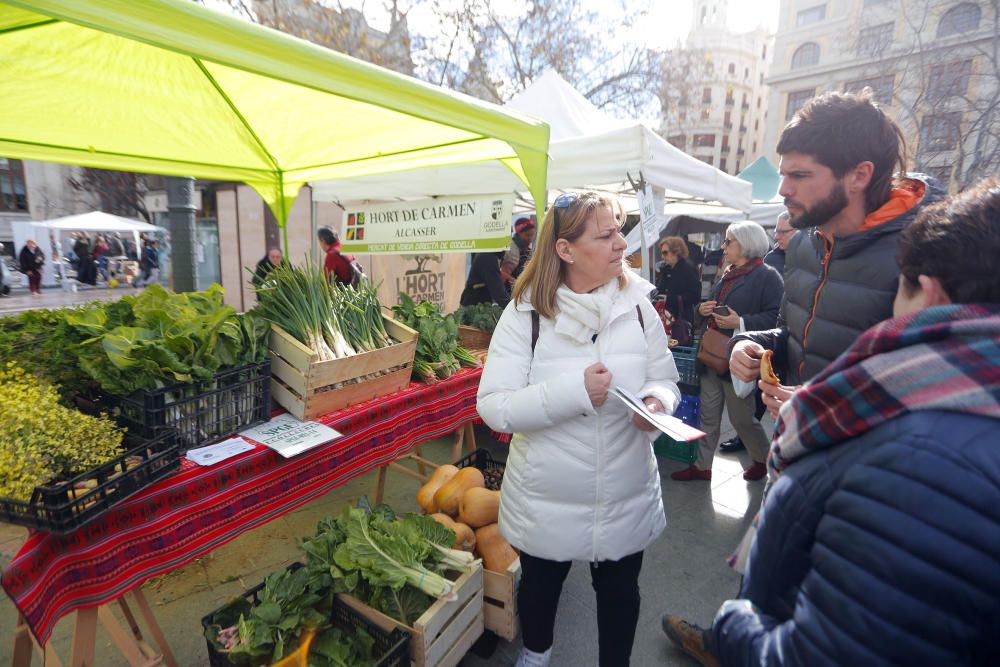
[{"left": 477, "top": 273, "right": 680, "bottom": 562}]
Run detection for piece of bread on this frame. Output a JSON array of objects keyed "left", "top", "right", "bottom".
[{"left": 759, "top": 350, "right": 780, "bottom": 385}]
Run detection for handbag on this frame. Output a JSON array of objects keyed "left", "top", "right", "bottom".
[
  {"left": 672, "top": 296, "right": 693, "bottom": 347},
  {"left": 696, "top": 326, "right": 732, "bottom": 375}
]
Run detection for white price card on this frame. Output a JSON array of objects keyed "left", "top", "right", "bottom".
[
  {"left": 239, "top": 414, "right": 344, "bottom": 458},
  {"left": 187, "top": 437, "right": 256, "bottom": 466}
]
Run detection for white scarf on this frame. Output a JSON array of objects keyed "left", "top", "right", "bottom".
[{"left": 554, "top": 280, "right": 621, "bottom": 344}]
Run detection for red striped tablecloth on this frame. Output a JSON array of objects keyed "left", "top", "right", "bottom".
[{"left": 2, "top": 367, "right": 482, "bottom": 645}]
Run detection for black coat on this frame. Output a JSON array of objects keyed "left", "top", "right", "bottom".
[
  {"left": 18, "top": 245, "right": 44, "bottom": 274},
  {"left": 460, "top": 251, "right": 509, "bottom": 307},
  {"left": 654, "top": 258, "right": 700, "bottom": 324},
  {"left": 705, "top": 261, "right": 784, "bottom": 336}
]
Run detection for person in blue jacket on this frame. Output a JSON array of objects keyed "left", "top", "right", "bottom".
[{"left": 668, "top": 176, "right": 1000, "bottom": 666}]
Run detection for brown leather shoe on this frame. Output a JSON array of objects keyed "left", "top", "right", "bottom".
[
  {"left": 661, "top": 615, "right": 720, "bottom": 667},
  {"left": 743, "top": 461, "right": 767, "bottom": 481}
]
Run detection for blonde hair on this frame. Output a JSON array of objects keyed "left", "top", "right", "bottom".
[
  {"left": 659, "top": 236, "right": 689, "bottom": 259},
  {"left": 513, "top": 191, "right": 628, "bottom": 319}
]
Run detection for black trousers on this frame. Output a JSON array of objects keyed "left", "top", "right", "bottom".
[{"left": 518, "top": 550, "right": 645, "bottom": 667}]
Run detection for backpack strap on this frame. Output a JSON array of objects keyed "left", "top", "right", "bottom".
[
  {"left": 531, "top": 310, "right": 540, "bottom": 353},
  {"left": 531, "top": 303, "right": 643, "bottom": 354}
]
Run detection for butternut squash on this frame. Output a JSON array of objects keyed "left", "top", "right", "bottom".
[
  {"left": 429, "top": 513, "right": 476, "bottom": 551},
  {"left": 416, "top": 464, "right": 459, "bottom": 513},
  {"left": 433, "top": 467, "right": 485, "bottom": 516},
  {"left": 458, "top": 487, "right": 501, "bottom": 528},
  {"left": 475, "top": 523, "right": 518, "bottom": 573}
]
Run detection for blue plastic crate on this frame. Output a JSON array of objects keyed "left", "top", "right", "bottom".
[
  {"left": 654, "top": 394, "right": 702, "bottom": 464},
  {"left": 672, "top": 345, "right": 699, "bottom": 388}
]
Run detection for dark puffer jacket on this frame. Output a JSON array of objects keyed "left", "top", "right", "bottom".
[
  {"left": 712, "top": 410, "right": 1000, "bottom": 666},
  {"left": 733, "top": 177, "right": 945, "bottom": 385}
]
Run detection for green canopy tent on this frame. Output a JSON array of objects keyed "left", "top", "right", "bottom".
[{"left": 0, "top": 0, "right": 550, "bottom": 249}]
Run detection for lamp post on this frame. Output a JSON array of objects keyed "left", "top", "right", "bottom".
[{"left": 166, "top": 176, "right": 198, "bottom": 292}]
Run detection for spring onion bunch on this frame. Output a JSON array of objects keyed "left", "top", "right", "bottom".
[{"left": 254, "top": 259, "right": 394, "bottom": 362}]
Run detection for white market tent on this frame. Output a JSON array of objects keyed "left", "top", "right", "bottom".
[
  {"left": 38, "top": 211, "right": 159, "bottom": 233},
  {"left": 625, "top": 157, "right": 786, "bottom": 254},
  {"left": 313, "top": 70, "right": 752, "bottom": 213}
]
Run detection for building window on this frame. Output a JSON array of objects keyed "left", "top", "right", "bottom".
[
  {"left": 668, "top": 134, "right": 686, "bottom": 149},
  {"left": 786, "top": 89, "right": 815, "bottom": 121},
  {"left": 701, "top": 108, "right": 711, "bottom": 120},
  {"left": 858, "top": 22, "right": 894, "bottom": 56},
  {"left": 927, "top": 59, "right": 973, "bottom": 101},
  {"left": 753, "top": 141, "right": 758, "bottom": 153},
  {"left": 920, "top": 112, "right": 962, "bottom": 152},
  {"left": 863, "top": 0, "right": 890, "bottom": 5},
  {"left": 697, "top": 156, "right": 714, "bottom": 165},
  {"left": 744, "top": 67, "right": 750, "bottom": 79},
  {"left": 694, "top": 134, "right": 717, "bottom": 148},
  {"left": 724, "top": 110, "right": 733, "bottom": 128},
  {"left": 702, "top": 87, "right": 713, "bottom": 104},
  {"left": 728, "top": 63, "right": 736, "bottom": 75},
  {"left": 937, "top": 3, "right": 981, "bottom": 38},
  {"left": 844, "top": 74, "right": 895, "bottom": 105},
  {"left": 754, "top": 119, "right": 759, "bottom": 130},
  {"left": 720, "top": 158, "right": 728, "bottom": 172},
  {"left": 762, "top": 44, "right": 767, "bottom": 60},
  {"left": 924, "top": 164, "right": 953, "bottom": 186},
  {"left": 0, "top": 158, "right": 27, "bottom": 212},
  {"left": 796, "top": 4, "right": 826, "bottom": 26},
  {"left": 759, "top": 72, "right": 764, "bottom": 84},
  {"left": 791, "top": 42, "right": 820, "bottom": 68}
]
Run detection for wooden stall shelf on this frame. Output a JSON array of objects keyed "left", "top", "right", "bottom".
[
  {"left": 269, "top": 317, "right": 417, "bottom": 420},
  {"left": 483, "top": 557, "right": 520, "bottom": 641},
  {"left": 337, "top": 563, "right": 484, "bottom": 667}
]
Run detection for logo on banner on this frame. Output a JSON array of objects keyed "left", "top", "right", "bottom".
[
  {"left": 396, "top": 254, "right": 446, "bottom": 309},
  {"left": 482, "top": 199, "right": 508, "bottom": 234},
  {"left": 346, "top": 212, "right": 367, "bottom": 241}
]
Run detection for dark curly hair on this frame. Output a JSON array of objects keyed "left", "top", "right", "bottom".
[
  {"left": 777, "top": 90, "right": 907, "bottom": 214},
  {"left": 898, "top": 177, "right": 1000, "bottom": 304}
]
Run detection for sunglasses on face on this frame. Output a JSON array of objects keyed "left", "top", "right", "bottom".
[{"left": 552, "top": 193, "right": 578, "bottom": 240}]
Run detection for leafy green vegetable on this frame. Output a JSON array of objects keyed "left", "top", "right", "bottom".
[
  {"left": 453, "top": 302, "right": 504, "bottom": 332},
  {"left": 206, "top": 565, "right": 326, "bottom": 666},
  {"left": 392, "top": 293, "right": 480, "bottom": 383}
]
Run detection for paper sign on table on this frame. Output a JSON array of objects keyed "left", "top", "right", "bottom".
[
  {"left": 239, "top": 413, "right": 344, "bottom": 458},
  {"left": 611, "top": 386, "right": 706, "bottom": 442},
  {"left": 187, "top": 437, "right": 256, "bottom": 466}
]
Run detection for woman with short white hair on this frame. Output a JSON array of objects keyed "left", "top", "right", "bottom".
[{"left": 672, "top": 220, "right": 784, "bottom": 482}]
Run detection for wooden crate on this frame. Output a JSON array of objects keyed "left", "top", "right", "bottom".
[
  {"left": 457, "top": 325, "right": 492, "bottom": 351},
  {"left": 483, "top": 558, "right": 520, "bottom": 641},
  {"left": 268, "top": 317, "right": 417, "bottom": 420},
  {"left": 338, "top": 563, "right": 484, "bottom": 667}
]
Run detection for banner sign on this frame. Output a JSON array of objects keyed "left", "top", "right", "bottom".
[{"left": 340, "top": 194, "right": 514, "bottom": 254}]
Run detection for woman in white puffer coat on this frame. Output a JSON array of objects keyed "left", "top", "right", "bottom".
[{"left": 477, "top": 191, "right": 681, "bottom": 667}]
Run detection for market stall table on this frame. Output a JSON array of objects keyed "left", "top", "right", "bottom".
[{"left": 3, "top": 367, "right": 483, "bottom": 666}]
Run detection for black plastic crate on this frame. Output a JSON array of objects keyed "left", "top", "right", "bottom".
[
  {"left": 108, "top": 360, "right": 271, "bottom": 449},
  {"left": 202, "top": 562, "right": 410, "bottom": 667},
  {"left": 0, "top": 429, "right": 181, "bottom": 534},
  {"left": 454, "top": 448, "right": 505, "bottom": 490}
]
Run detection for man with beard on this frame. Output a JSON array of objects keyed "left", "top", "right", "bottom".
[
  {"left": 661, "top": 90, "right": 945, "bottom": 665},
  {"left": 729, "top": 91, "right": 945, "bottom": 418}
]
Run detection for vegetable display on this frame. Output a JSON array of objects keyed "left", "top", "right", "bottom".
[
  {"left": 206, "top": 500, "right": 479, "bottom": 665},
  {"left": 254, "top": 262, "right": 391, "bottom": 362},
  {"left": 452, "top": 303, "right": 504, "bottom": 333},
  {"left": 0, "top": 285, "right": 268, "bottom": 400},
  {"left": 0, "top": 362, "right": 124, "bottom": 500},
  {"left": 391, "top": 293, "right": 479, "bottom": 382},
  {"left": 416, "top": 461, "right": 518, "bottom": 574},
  {"left": 69, "top": 285, "right": 268, "bottom": 396}
]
